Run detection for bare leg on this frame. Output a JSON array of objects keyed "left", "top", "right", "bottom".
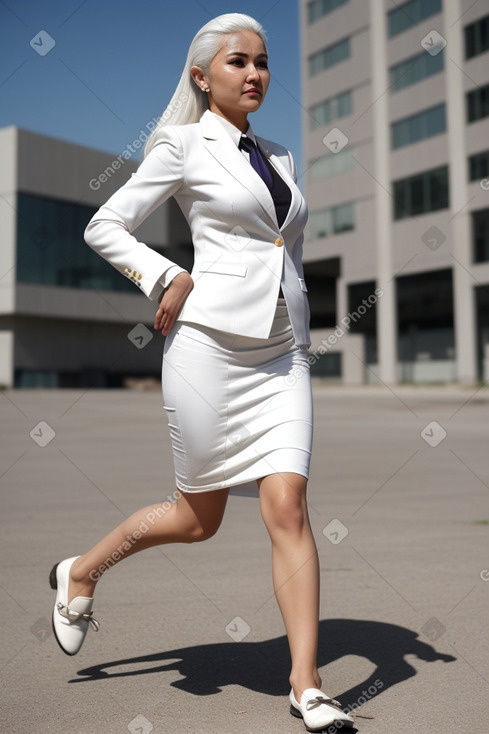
[
  {"left": 67, "top": 488, "right": 230, "bottom": 605},
  {"left": 258, "top": 473, "right": 321, "bottom": 703}
]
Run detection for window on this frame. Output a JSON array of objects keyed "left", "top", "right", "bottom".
[
  {"left": 309, "top": 209, "right": 332, "bottom": 239},
  {"left": 15, "top": 370, "right": 59, "bottom": 388},
  {"left": 16, "top": 193, "right": 137, "bottom": 292},
  {"left": 389, "top": 50, "right": 443, "bottom": 92},
  {"left": 391, "top": 103, "right": 446, "bottom": 148},
  {"left": 310, "top": 146, "right": 356, "bottom": 180},
  {"left": 475, "top": 285, "right": 489, "bottom": 380},
  {"left": 309, "top": 37, "right": 350, "bottom": 77},
  {"left": 310, "top": 90, "right": 352, "bottom": 130},
  {"left": 308, "top": 202, "right": 354, "bottom": 239},
  {"left": 347, "top": 281, "right": 378, "bottom": 335},
  {"left": 429, "top": 166, "right": 449, "bottom": 211},
  {"left": 309, "top": 352, "right": 341, "bottom": 379},
  {"left": 467, "top": 82, "right": 489, "bottom": 123},
  {"left": 473, "top": 208, "right": 489, "bottom": 262},
  {"left": 303, "top": 257, "right": 340, "bottom": 329},
  {"left": 469, "top": 150, "right": 489, "bottom": 181},
  {"left": 308, "top": 0, "right": 349, "bottom": 24},
  {"left": 465, "top": 14, "right": 489, "bottom": 59},
  {"left": 337, "top": 90, "right": 352, "bottom": 117},
  {"left": 388, "top": 0, "right": 442, "bottom": 38},
  {"left": 393, "top": 166, "right": 449, "bottom": 219},
  {"left": 333, "top": 202, "right": 355, "bottom": 233},
  {"left": 397, "top": 269, "right": 454, "bottom": 335}
]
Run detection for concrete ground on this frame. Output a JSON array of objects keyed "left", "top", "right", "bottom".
[{"left": 0, "top": 383, "right": 488, "bottom": 733}]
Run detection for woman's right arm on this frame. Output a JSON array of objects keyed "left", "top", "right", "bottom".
[{"left": 84, "top": 126, "right": 188, "bottom": 301}]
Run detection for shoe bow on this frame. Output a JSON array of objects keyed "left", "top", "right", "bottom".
[
  {"left": 56, "top": 602, "right": 100, "bottom": 631},
  {"left": 306, "top": 695, "right": 344, "bottom": 712}
]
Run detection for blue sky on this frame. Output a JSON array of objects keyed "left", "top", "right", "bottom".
[{"left": 0, "top": 0, "right": 306, "bottom": 171}]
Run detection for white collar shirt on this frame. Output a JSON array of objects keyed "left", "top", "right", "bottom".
[{"left": 210, "top": 111, "right": 259, "bottom": 162}]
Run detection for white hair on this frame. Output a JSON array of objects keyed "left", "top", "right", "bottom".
[{"left": 143, "top": 13, "right": 267, "bottom": 157}]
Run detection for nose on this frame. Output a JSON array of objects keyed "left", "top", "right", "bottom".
[{"left": 246, "top": 64, "right": 261, "bottom": 82}]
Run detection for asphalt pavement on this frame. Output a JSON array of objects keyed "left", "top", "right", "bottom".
[{"left": 1, "top": 383, "right": 488, "bottom": 733}]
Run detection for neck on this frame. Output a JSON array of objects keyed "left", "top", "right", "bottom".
[{"left": 208, "top": 104, "right": 249, "bottom": 133}]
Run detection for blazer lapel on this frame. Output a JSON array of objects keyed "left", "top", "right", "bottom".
[
  {"left": 200, "top": 111, "right": 279, "bottom": 229},
  {"left": 256, "top": 137, "right": 302, "bottom": 232}
]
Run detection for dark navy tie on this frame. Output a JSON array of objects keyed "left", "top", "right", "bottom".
[{"left": 239, "top": 135, "right": 274, "bottom": 190}]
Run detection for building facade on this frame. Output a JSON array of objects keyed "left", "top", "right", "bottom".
[
  {"left": 0, "top": 126, "right": 193, "bottom": 388},
  {"left": 300, "top": 0, "right": 489, "bottom": 383}
]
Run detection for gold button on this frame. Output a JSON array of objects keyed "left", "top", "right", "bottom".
[{"left": 274, "top": 237, "right": 284, "bottom": 247}]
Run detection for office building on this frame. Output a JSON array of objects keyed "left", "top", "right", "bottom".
[
  {"left": 300, "top": 0, "right": 489, "bottom": 383},
  {"left": 0, "top": 126, "right": 192, "bottom": 388}
]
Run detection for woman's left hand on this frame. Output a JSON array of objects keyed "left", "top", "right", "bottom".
[{"left": 154, "top": 272, "right": 194, "bottom": 336}]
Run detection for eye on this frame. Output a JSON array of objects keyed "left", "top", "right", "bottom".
[
  {"left": 258, "top": 61, "right": 269, "bottom": 69},
  {"left": 230, "top": 58, "right": 245, "bottom": 66}
]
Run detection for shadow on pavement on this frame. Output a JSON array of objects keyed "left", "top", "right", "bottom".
[{"left": 72, "top": 618, "right": 456, "bottom": 709}]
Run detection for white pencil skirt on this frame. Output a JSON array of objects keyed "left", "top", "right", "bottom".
[{"left": 161, "top": 299, "right": 313, "bottom": 496}]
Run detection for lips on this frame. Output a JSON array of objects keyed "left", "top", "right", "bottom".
[{"left": 244, "top": 88, "right": 261, "bottom": 95}]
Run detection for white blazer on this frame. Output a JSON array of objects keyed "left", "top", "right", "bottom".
[{"left": 84, "top": 109, "right": 311, "bottom": 346}]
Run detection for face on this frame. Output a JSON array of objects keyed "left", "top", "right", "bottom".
[{"left": 192, "top": 30, "right": 270, "bottom": 130}]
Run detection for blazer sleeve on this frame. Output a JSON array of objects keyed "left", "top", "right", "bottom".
[{"left": 84, "top": 126, "right": 187, "bottom": 301}]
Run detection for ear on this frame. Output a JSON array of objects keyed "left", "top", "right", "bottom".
[{"left": 190, "top": 65, "right": 208, "bottom": 92}]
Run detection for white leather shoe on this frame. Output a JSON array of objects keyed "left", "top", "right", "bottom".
[
  {"left": 49, "top": 556, "right": 99, "bottom": 656},
  {"left": 289, "top": 688, "right": 354, "bottom": 731}
]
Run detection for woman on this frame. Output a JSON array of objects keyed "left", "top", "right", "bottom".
[{"left": 49, "top": 13, "right": 354, "bottom": 732}]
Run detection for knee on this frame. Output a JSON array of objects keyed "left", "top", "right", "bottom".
[
  {"left": 175, "top": 489, "right": 228, "bottom": 543},
  {"left": 264, "top": 493, "right": 307, "bottom": 536},
  {"left": 185, "top": 518, "right": 221, "bottom": 543}
]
